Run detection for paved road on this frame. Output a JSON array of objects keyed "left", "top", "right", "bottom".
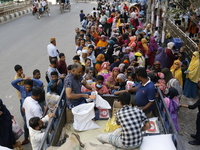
[
  {"left": 0, "top": 1, "right": 96, "bottom": 149},
  {"left": 0, "top": 1, "right": 200, "bottom": 150}
]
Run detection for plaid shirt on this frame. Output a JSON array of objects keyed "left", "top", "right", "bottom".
[{"left": 116, "top": 105, "right": 148, "bottom": 147}]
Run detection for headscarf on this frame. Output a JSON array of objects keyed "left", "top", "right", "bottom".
[
  {"left": 149, "top": 36, "right": 158, "bottom": 52},
  {"left": 154, "top": 47, "right": 168, "bottom": 68},
  {"left": 141, "top": 38, "right": 149, "bottom": 54},
  {"left": 162, "top": 68, "right": 173, "bottom": 84},
  {"left": 187, "top": 51, "right": 200, "bottom": 83},
  {"left": 128, "top": 36, "right": 137, "bottom": 47},
  {"left": 170, "top": 60, "right": 183, "bottom": 86},
  {"left": 121, "top": 54, "right": 130, "bottom": 64},
  {"left": 98, "top": 62, "right": 111, "bottom": 84},
  {"left": 167, "top": 42, "right": 175, "bottom": 50},
  {"left": 96, "top": 36, "right": 108, "bottom": 47},
  {"left": 105, "top": 67, "right": 120, "bottom": 90},
  {"left": 0, "top": 99, "right": 12, "bottom": 126},
  {"left": 96, "top": 54, "right": 105, "bottom": 63},
  {"left": 100, "top": 62, "right": 110, "bottom": 71},
  {"left": 151, "top": 61, "right": 162, "bottom": 73},
  {"left": 95, "top": 54, "right": 105, "bottom": 72},
  {"left": 127, "top": 66, "right": 135, "bottom": 73},
  {"left": 117, "top": 73, "right": 126, "bottom": 81},
  {"left": 118, "top": 63, "right": 126, "bottom": 73}
]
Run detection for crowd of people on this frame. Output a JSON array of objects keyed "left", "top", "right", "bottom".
[{"left": 1, "top": 0, "right": 200, "bottom": 149}]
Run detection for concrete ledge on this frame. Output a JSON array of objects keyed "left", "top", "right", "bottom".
[{"left": 0, "top": 8, "right": 32, "bottom": 24}]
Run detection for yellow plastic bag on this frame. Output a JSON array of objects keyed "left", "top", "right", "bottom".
[{"left": 104, "top": 115, "right": 121, "bottom": 132}]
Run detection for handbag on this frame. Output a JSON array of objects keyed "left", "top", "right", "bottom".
[{"left": 12, "top": 116, "right": 24, "bottom": 140}]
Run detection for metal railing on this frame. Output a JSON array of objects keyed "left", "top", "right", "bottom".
[
  {"left": 155, "top": 88, "right": 185, "bottom": 150},
  {"left": 39, "top": 88, "right": 185, "bottom": 150},
  {"left": 0, "top": 1, "right": 31, "bottom": 17},
  {"left": 38, "top": 89, "right": 66, "bottom": 150},
  {"left": 166, "top": 19, "right": 199, "bottom": 60}
]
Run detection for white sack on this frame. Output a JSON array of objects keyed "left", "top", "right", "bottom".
[
  {"left": 72, "top": 103, "right": 99, "bottom": 131},
  {"left": 93, "top": 91, "right": 111, "bottom": 109}
]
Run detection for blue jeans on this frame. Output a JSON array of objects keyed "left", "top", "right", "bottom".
[{"left": 20, "top": 99, "right": 29, "bottom": 139}]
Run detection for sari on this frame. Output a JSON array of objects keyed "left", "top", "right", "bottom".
[
  {"left": 106, "top": 67, "right": 120, "bottom": 90},
  {"left": 98, "top": 62, "right": 111, "bottom": 85},
  {"left": 95, "top": 54, "right": 105, "bottom": 72},
  {"left": 97, "top": 39, "right": 108, "bottom": 47}
]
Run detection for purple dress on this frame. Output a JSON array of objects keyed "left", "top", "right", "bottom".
[{"left": 154, "top": 47, "right": 168, "bottom": 68}]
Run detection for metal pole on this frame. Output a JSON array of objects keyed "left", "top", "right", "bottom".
[
  {"left": 146, "top": 0, "right": 152, "bottom": 25},
  {"left": 151, "top": 0, "right": 155, "bottom": 28},
  {"left": 161, "top": 0, "right": 169, "bottom": 44},
  {"left": 156, "top": 0, "right": 160, "bottom": 28}
]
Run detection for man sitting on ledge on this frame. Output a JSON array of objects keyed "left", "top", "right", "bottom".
[{"left": 97, "top": 92, "right": 150, "bottom": 149}]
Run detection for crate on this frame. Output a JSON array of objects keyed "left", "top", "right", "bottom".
[
  {"left": 172, "top": 38, "right": 183, "bottom": 49},
  {"left": 66, "top": 108, "right": 74, "bottom": 123}
]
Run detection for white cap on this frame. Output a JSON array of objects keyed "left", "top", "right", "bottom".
[
  {"left": 99, "top": 24, "right": 102, "bottom": 27},
  {"left": 77, "top": 50, "right": 82, "bottom": 56},
  {"left": 82, "top": 49, "right": 88, "bottom": 53}
]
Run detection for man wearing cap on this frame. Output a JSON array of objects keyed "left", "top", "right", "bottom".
[{"left": 47, "top": 38, "right": 59, "bottom": 62}]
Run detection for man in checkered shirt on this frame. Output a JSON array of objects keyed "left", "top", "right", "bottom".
[{"left": 97, "top": 92, "right": 150, "bottom": 149}]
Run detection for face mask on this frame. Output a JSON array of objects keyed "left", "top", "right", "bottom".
[
  {"left": 96, "top": 84, "right": 102, "bottom": 88},
  {"left": 86, "top": 79, "right": 93, "bottom": 85}
]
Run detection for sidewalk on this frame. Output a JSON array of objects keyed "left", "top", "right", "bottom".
[{"left": 0, "top": 7, "right": 32, "bottom": 24}]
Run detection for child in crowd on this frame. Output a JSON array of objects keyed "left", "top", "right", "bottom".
[
  {"left": 73, "top": 55, "right": 81, "bottom": 64},
  {"left": 57, "top": 53, "right": 68, "bottom": 75},
  {"left": 14, "top": 64, "right": 25, "bottom": 100},
  {"left": 67, "top": 65, "right": 72, "bottom": 74},
  {"left": 46, "top": 83, "right": 60, "bottom": 112},
  {"left": 47, "top": 71, "right": 63, "bottom": 95},
  {"left": 164, "top": 87, "right": 180, "bottom": 131},
  {"left": 91, "top": 75, "right": 109, "bottom": 95}
]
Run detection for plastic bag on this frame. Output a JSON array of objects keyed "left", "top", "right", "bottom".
[
  {"left": 12, "top": 116, "right": 24, "bottom": 140},
  {"left": 104, "top": 115, "right": 121, "bottom": 132},
  {"left": 72, "top": 103, "right": 99, "bottom": 131}
]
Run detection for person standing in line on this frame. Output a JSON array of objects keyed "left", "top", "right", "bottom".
[
  {"left": 180, "top": 99, "right": 200, "bottom": 145},
  {"left": 11, "top": 77, "right": 43, "bottom": 145},
  {"left": 184, "top": 51, "right": 200, "bottom": 99},
  {"left": 0, "top": 99, "right": 16, "bottom": 149},
  {"left": 47, "top": 38, "right": 59, "bottom": 62},
  {"left": 79, "top": 10, "right": 85, "bottom": 23},
  {"left": 14, "top": 64, "right": 25, "bottom": 105},
  {"left": 57, "top": 53, "right": 68, "bottom": 75}
]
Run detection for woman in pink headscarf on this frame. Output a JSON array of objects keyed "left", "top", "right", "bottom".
[
  {"left": 105, "top": 67, "right": 120, "bottom": 91},
  {"left": 98, "top": 62, "right": 111, "bottom": 85},
  {"left": 128, "top": 36, "right": 137, "bottom": 48}
]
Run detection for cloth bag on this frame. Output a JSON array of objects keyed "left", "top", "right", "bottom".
[
  {"left": 12, "top": 116, "right": 24, "bottom": 140},
  {"left": 72, "top": 103, "right": 99, "bottom": 131},
  {"left": 92, "top": 91, "right": 111, "bottom": 109}
]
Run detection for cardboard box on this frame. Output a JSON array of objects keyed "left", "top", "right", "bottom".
[
  {"left": 99, "top": 109, "right": 110, "bottom": 119},
  {"left": 112, "top": 101, "right": 122, "bottom": 116},
  {"left": 66, "top": 108, "right": 74, "bottom": 123}
]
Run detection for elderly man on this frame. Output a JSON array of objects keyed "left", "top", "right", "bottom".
[
  {"left": 47, "top": 38, "right": 59, "bottom": 62},
  {"left": 65, "top": 63, "right": 93, "bottom": 109}
]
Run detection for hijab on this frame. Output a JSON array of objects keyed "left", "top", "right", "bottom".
[
  {"left": 187, "top": 51, "right": 200, "bottom": 83},
  {"left": 162, "top": 68, "right": 174, "bottom": 84},
  {"left": 96, "top": 54, "right": 105, "bottom": 64},
  {"left": 106, "top": 67, "right": 120, "bottom": 89},
  {"left": 117, "top": 73, "right": 126, "bottom": 81},
  {"left": 154, "top": 47, "right": 168, "bottom": 68},
  {"left": 167, "top": 42, "right": 175, "bottom": 50},
  {"left": 170, "top": 60, "right": 183, "bottom": 86},
  {"left": 0, "top": 99, "right": 12, "bottom": 126}
]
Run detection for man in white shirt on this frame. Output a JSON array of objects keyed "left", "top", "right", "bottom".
[
  {"left": 29, "top": 114, "right": 55, "bottom": 150},
  {"left": 22, "top": 87, "right": 46, "bottom": 128},
  {"left": 47, "top": 38, "right": 59, "bottom": 62}
]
